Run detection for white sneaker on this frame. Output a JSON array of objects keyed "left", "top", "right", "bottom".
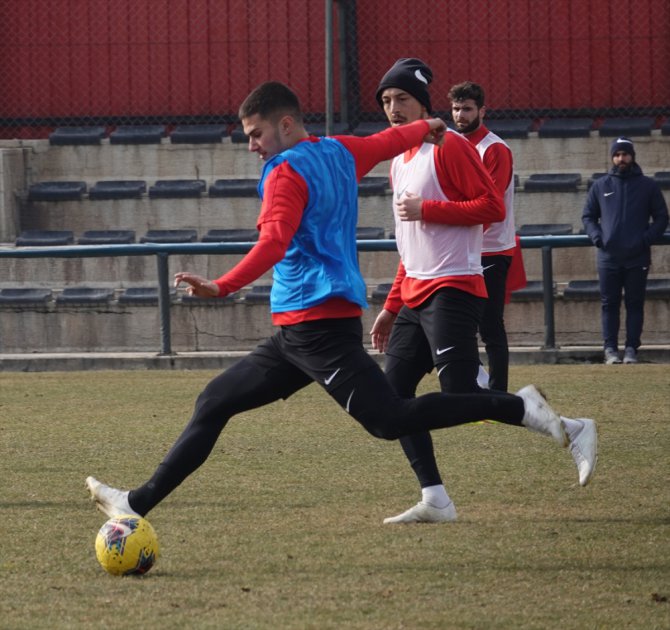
[
  {"left": 516, "top": 385, "right": 568, "bottom": 447},
  {"left": 383, "top": 501, "right": 457, "bottom": 524},
  {"left": 563, "top": 417, "right": 598, "bottom": 486},
  {"left": 85, "top": 476, "right": 138, "bottom": 518}
]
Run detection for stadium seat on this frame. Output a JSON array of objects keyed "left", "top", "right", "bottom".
[
  {"left": 646, "top": 278, "right": 670, "bottom": 297},
  {"left": 517, "top": 223, "right": 573, "bottom": 236},
  {"left": 77, "top": 230, "right": 136, "bottom": 245},
  {"left": 28, "top": 181, "right": 87, "bottom": 201},
  {"left": 305, "top": 122, "right": 350, "bottom": 136},
  {"left": 598, "top": 118, "right": 654, "bottom": 137},
  {"left": 110, "top": 125, "right": 166, "bottom": 144},
  {"left": 49, "top": 126, "right": 107, "bottom": 145},
  {"left": 523, "top": 174, "right": 582, "bottom": 192},
  {"left": 201, "top": 229, "right": 258, "bottom": 243},
  {"left": 352, "top": 122, "right": 388, "bottom": 136},
  {"left": 485, "top": 119, "right": 533, "bottom": 138},
  {"left": 653, "top": 172, "right": 670, "bottom": 190},
  {"left": 16, "top": 230, "right": 75, "bottom": 246},
  {"left": 356, "top": 226, "right": 385, "bottom": 239},
  {"left": 510, "top": 280, "right": 550, "bottom": 301},
  {"left": 370, "top": 283, "right": 392, "bottom": 303},
  {"left": 140, "top": 230, "right": 198, "bottom": 243},
  {"left": 170, "top": 125, "right": 228, "bottom": 144},
  {"left": 563, "top": 280, "right": 600, "bottom": 299},
  {"left": 118, "top": 287, "right": 177, "bottom": 304},
  {"left": 208, "top": 179, "right": 258, "bottom": 198},
  {"left": 0, "top": 288, "right": 53, "bottom": 304},
  {"left": 538, "top": 118, "right": 593, "bottom": 138},
  {"left": 244, "top": 285, "right": 272, "bottom": 303},
  {"left": 587, "top": 172, "right": 608, "bottom": 189},
  {"left": 662, "top": 120, "right": 670, "bottom": 136},
  {"left": 89, "top": 180, "right": 146, "bottom": 200},
  {"left": 148, "top": 180, "right": 206, "bottom": 198},
  {"left": 358, "top": 177, "right": 388, "bottom": 196},
  {"left": 230, "top": 128, "right": 247, "bottom": 144},
  {"left": 180, "top": 291, "right": 237, "bottom": 304},
  {"left": 56, "top": 287, "right": 115, "bottom": 304}
]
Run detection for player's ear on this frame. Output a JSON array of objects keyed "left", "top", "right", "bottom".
[
  {"left": 479, "top": 105, "right": 487, "bottom": 121},
  {"left": 279, "top": 114, "right": 294, "bottom": 135}
]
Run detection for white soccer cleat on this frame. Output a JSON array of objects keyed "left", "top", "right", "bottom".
[
  {"left": 85, "top": 476, "right": 138, "bottom": 518},
  {"left": 562, "top": 417, "right": 598, "bottom": 486},
  {"left": 383, "top": 501, "right": 457, "bottom": 524},
  {"left": 516, "top": 385, "right": 568, "bottom": 447}
]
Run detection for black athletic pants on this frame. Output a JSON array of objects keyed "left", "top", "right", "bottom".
[{"left": 128, "top": 317, "right": 523, "bottom": 516}]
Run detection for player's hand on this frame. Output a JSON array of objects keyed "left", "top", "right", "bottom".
[
  {"left": 370, "top": 309, "right": 397, "bottom": 353},
  {"left": 423, "top": 117, "right": 447, "bottom": 145},
  {"left": 174, "top": 272, "right": 219, "bottom": 297},
  {"left": 395, "top": 191, "right": 423, "bottom": 221}
]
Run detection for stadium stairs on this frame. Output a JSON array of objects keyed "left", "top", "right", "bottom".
[{"left": 0, "top": 121, "right": 669, "bottom": 369}]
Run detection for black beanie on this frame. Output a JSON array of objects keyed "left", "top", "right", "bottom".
[
  {"left": 375, "top": 58, "right": 433, "bottom": 113},
  {"left": 610, "top": 136, "right": 635, "bottom": 159}
]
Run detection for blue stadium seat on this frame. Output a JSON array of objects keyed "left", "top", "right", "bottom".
[
  {"left": 78, "top": 230, "right": 136, "bottom": 245},
  {"left": 16, "top": 230, "right": 75, "bottom": 246},
  {"left": 230, "top": 128, "right": 247, "bottom": 144},
  {"left": 180, "top": 291, "right": 237, "bottom": 304},
  {"left": 563, "top": 280, "right": 600, "bottom": 299},
  {"left": 170, "top": 125, "right": 228, "bottom": 144},
  {"left": 538, "top": 118, "right": 593, "bottom": 138},
  {"left": 356, "top": 226, "right": 385, "bottom": 239},
  {"left": 370, "top": 283, "right": 392, "bottom": 303},
  {"left": 49, "top": 126, "right": 106, "bottom": 145},
  {"left": 148, "top": 180, "right": 206, "bottom": 198},
  {"left": 653, "top": 172, "right": 670, "bottom": 190},
  {"left": 110, "top": 125, "right": 166, "bottom": 144},
  {"left": 647, "top": 278, "right": 670, "bottom": 297},
  {"left": 118, "top": 287, "right": 177, "bottom": 304},
  {"left": 244, "top": 285, "right": 272, "bottom": 303},
  {"left": 517, "top": 223, "right": 573, "bottom": 236},
  {"left": 485, "top": 119, "right": 533, "bottom": 138},
  {"left": 358, "top": 177, "right": 388, "bottom": 196},
  {"left": 523, "top": 174, "right": 582, "bottom": 192},
  {"left": 598, "top": 118, "right": 654, "bottom": 137},
  {"left": 510, "top": 281, "right": 550, "bottom": 301},
  {"left": 587, "top": 172, "right": 608, "bottom": 189},
  {"left": 201, "top": 229, "right": 258, "bottom": 243},
  {"left": 140, "top": 230, "right": 198, "bottom": 243},
  {"left": 305, "top": 122, "right": 351, "bottom": 136},
  {"left": 89, "top": 180, "right": 146, "bottom": 200},
  {"left": 0, "top": 288, "right": 53, "bottom": 304},
  {"left": 28, "top": 181, "right": 87, "bottom": 201},
  {"left": 56, "top": 287, "right": 114, "bottom": 304},
  {"left": 662, "top": 120, "right": 670, "bottom": 136},
  {"left": 208, "top": 179, "right": 258, "bottom": 198}
]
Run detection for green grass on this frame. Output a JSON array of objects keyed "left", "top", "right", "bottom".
[{"left": 1, "top": 365, "right": 669, "bottom": 629}]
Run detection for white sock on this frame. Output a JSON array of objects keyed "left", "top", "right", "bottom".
[
  {"left": 477, "top": 365, "right": 490, "bottom": 389},
  {"left": 421, "top": 484, "right": 451, "bottom": 509}
]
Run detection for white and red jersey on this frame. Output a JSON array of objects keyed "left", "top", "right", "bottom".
[
  {"left": 391, "top": 142, "right": 484, "bottom": 279},
  {"left": 384, "top": 128, "right": 505, "bottom": 312},
  {"left": 467, "top": 126, "right": 516, "bottom": 254}
]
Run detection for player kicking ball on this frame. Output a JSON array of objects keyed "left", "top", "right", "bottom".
[{"left": 86, "top": 82, "right": 597, "bottom": 528}]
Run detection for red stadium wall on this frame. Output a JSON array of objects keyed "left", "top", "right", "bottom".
[{"left": 0, "top": 0, "right": 668, "bottom": 124}]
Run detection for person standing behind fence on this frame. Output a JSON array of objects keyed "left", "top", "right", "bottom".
[
  {"left": 449, "top": 81, "right": 522, "bottom": 392},
  {"left": 582, "top": 137, "right": 668, "bottom": 365}
]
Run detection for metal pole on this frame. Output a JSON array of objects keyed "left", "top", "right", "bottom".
[
  {"left": 156, "top": 252, "right": 172, "bottom": 355},
  {"left": 325, "top": 0, "right": 334, "bottom": 135},
  {"left": 541, "top": 245, "right": 556, "bottom": 349},
  {"left": 337, "top": 0, "right": 348, "bottom": 128}
]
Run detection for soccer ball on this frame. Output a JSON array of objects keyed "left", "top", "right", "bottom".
[{"left": 95, "top": 514, "right": 159, "bottom": 576}]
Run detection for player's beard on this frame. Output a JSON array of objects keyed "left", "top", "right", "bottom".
[{"left": 456, "top": 118, "right": 481, "bottom": 135}]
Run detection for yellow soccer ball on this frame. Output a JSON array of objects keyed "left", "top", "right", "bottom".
[{"left": 95, "top": 514, "right": 159, "bottom": 576}]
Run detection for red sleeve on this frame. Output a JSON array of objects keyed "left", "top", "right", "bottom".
[
  {"left": 336, "top": 120, "right": 430, "bottom": 180},
  {"left": 421, "top": 133, "right": 505, "bottom": 226},
  {"left": 213, "top": 163, "right": 307, "bottom": 296},
  {"left": 383, "top": 259, "right": 407, "bottom": 313},
  {"left": 481, "top": 142, "right": 513, "bottom": 196}
]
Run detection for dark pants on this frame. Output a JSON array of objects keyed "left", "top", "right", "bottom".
[
  {"left": 598, "top": 264, "right": 649, "bottom": 350},
  {"left": 480, "top": 254, "right": 512, "bottom": 391},
  {"left": 385, "top": 288, "right": 486, "bottom": 488}
]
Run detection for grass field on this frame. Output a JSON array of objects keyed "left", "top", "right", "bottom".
[{"left": 1, "top": 365, "right": 669, "bottom": 629}]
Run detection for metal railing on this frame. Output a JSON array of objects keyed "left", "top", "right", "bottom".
[{"left": 2, "top": 234, "right": 669, "bottom": 353}]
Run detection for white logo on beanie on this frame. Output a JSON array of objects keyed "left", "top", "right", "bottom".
[
  {"left": 616, "top": 137, "right": 634, "bottom": 146},
  {"left": 415, "top": 69, "right": 429, "bottom": 85}
]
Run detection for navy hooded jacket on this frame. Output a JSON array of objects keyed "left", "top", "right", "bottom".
[{"left": 582, "top": 163, "right": 668, "bottom": 268}]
